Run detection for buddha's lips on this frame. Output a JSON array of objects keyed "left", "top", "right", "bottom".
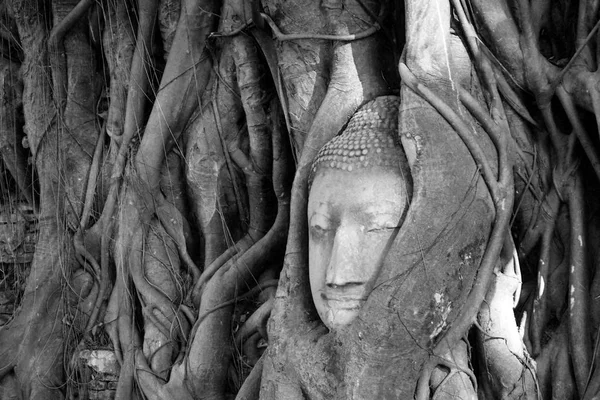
[{"left": 321, "top": 292, "right": 366, "bottom": 308}]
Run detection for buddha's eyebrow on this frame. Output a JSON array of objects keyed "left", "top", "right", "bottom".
[{"left": 363, "top": 201, "right": 403, "bottom": 215}]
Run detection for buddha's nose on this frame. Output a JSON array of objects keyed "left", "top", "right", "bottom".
[{"left": 325, "top": 226, "right": 362, "bottom": 288}]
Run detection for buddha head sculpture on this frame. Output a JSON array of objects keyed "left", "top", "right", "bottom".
[{"left": 307, "top": 96, "right": 412, "bottom": 330}]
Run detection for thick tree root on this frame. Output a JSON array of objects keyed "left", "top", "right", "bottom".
[{"left": 48, "top": 0, "right": 96, "bottom": 110}]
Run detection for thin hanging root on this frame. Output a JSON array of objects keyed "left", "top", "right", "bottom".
[
  {"left": 567, "top": 174, "right": 592, "bottom": 395},
  {"left": 156, "top": 200, "right": 201, "bottom": 281}
]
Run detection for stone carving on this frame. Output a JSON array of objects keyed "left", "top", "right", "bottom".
[
  {"left": 307, "top": 96, "right": 412, "bottom": 329},
  {"left": 77, "top": 349, "right": 120, "bottom": 400}
]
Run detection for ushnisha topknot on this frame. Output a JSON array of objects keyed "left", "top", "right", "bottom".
[{"left": 309, "top": 96, "right": 409, "bottom": 187}]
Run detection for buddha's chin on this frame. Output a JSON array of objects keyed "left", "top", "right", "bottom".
[{"left": 321, "top": 301, "right": 363, "bottom": 330}]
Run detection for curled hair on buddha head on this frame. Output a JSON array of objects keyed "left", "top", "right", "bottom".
[{"left": 308, "top": 96, "right": 412, "bottom": 194}]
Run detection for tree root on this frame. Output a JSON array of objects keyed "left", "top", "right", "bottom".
[
  {"left": 231, "top": 34, "right": 275, "bottom": 238},
  {"left": 102, "top": 0, "right": 134, "bottom": 140},
  {"left": 196, "top": 280, "right": 278, "bottom": 326},
  {"left": 530, "top": 200, "right": 560, "bottom": 356},
  {"left": 185, "top": 38, "right": 245, "bottom": 268},
  {"left": 548, "top": 19, "right": 600, "bottom": 95},
  {"left": 416, "top": 343, "right": 477, "bottom": 400},
  {"left": 156, "top": 200, "right": 201, "bottom": 281},
  {"left": 557, "top": 87, "right": 600, "bottom": 181},
  {"left": 135, "top": 350, "right": 194, "bottom": 400},
  {"left": 536, "top": 322, "right": 576, "bottom": 399},
  {"left": 189, "top": 31, "right": 277, "bottom": 306},
  {"left": 72, "top": 123, "right": 106, "bottom": 333},
  {"left": 234, "top": 353, "right": 264, "bottom": 400},
  {"left": 236, "top": 298, "right": 274, "bottom": 347},
  {"left": 85, "top": 0, "right": 159, "bottom": 342},
  {"left": 114, "top": 252, "right": 142, "bottom": 400},
  {"left": 190, "top": 239, "right": 250, "bottom": 305},
  {"left": 129, "top": 225, "right": 188, "bottom": 344},
  {"left": 78, "top": 121, "right": 105, "bottom": 230},
  {"left": 399, "top": 63, "right": 500, "bottom": 199},
  {"left": 400, "top": 61, "right": 517, "bottom": 399},
  {"left": 104, "top": 284, "right": 122, "bottom": 365},
  {"left": 134, "top": 0, "right": 219, "bottom": 193},
  {"left": 184, "top": 94, "right": 290, "bottom": 398},
  {"left": 48, "top": 0, "right": 96, "bottom": 110},
  {"left": 475, "top": 240, "right": 537, "bottom": 399},
  {"left": 566, "top": 172, "right": 592, "bottom": 395},
  {"left": 259, "top": 12, "right": 381, "bottom": 42}
]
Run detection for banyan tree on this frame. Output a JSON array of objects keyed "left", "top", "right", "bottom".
[{"left": 0, "top": 0, "right": 599, "bottom": 399}]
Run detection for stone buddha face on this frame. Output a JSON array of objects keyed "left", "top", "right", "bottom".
[{"left": 307, "top": 96, "right": 411, "bottom": 330}]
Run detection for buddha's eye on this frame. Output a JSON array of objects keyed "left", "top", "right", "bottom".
[
  {"left": 366, "top": 215, "right": 399, "bottom": 233},
  {"left": 309, "top": 214, "right": 332, "bottom": 237}
]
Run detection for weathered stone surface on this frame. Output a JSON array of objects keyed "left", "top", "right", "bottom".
[
  {"left": 79, "top": 350, "right": 120, "bottom": 376},
  {"left": 89, "top": 390, "right": 116, "bottom": 400},
  {"left": 0, "top": 291, "right": 15, "bottom": 326},
  {"left": 79, "top": 349, "right": 120, "bottom": 400},
  {"left": 0, "top": 204, "right": 37, "bottom": 263}
]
